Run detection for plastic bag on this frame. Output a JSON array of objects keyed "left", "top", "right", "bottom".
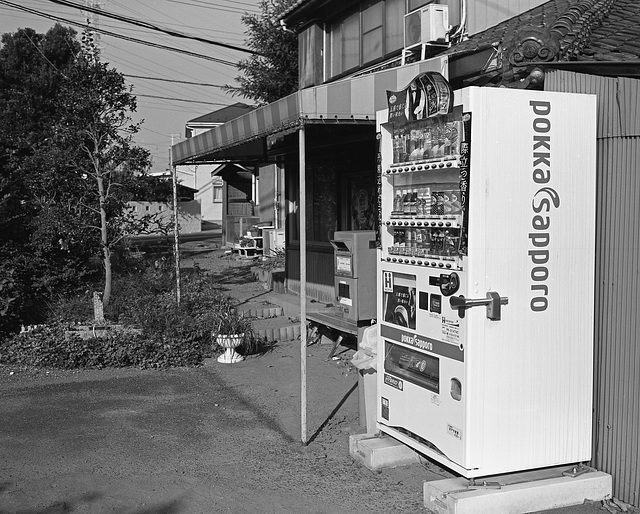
[{"left": 351, "top": 324, "right": 378, "bottom": 371}]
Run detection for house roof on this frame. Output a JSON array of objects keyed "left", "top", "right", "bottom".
[
  {"left": 446, "top": 0, "right": 640, "bottom": 63},
  {"left": 187, "top": 103, "right": 255, "bottom": 125},
  {"left": 440, "top": 0, "right": 640, "bottom": 87}
]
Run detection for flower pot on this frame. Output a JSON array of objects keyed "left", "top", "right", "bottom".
[{"left": 216, "top": 333, "right": 245, "bottom": 363}]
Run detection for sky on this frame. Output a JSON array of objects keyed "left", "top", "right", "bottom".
[{"left": 0, "top": 0, "right": 262, "bottom": 174}]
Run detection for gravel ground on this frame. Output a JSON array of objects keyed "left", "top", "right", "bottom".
[{"left": 0, "top": 245, "right": 616, "bottom": 514}]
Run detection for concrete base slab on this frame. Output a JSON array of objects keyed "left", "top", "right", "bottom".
[
  {"left": 349, "top": 433, "right": 419, "bottom": 471},
  {"left": 424, "top": 466, "right": 612, "bottom": 514}
]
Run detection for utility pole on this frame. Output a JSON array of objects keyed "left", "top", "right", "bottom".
[
  {"left": 170, "top": 133, "right": 181, "bottom": 304},
  {"left": 83, "top": 0, "right": 103, "bottom": 51}
]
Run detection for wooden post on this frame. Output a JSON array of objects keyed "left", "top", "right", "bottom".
[{"left": 299, "top": 126, "right": 307, "bottom": 445}]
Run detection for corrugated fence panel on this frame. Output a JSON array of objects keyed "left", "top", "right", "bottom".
[{"left": 546, "top": 69, "right": 640, "bottom": 505}]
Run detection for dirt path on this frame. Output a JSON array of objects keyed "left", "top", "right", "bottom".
[
  {"left": 0, "top": 347, "right": 449, "bottom": 513},
  {"left": 0, "top": 249, "right": 451, "bottom": 513}
]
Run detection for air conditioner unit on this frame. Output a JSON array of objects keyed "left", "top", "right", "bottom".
[{"left": 404, "top": 4, "right": 449, "bottom": 49}]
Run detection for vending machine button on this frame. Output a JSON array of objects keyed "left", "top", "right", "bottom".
[
  {"left": 416, "top": 221, "right": 422, "bottom": 226},
  {"left": 445, "top": 222, "right": 452, "bottom": 227},
  {"left": 446, "top": 264, "right": 452, "bottom": 269},
  {"left": 410, "top": 166, "right": 416, "bottom": 171},
  {"left": 439, "top": 163, "right": 445, "bottom": 168},
  {"left": 438, "top": 222, "right": 444, "bottom": 227},
  {"left": 417, "top": 165, "right": 423, "bottom": 170},
  {"left": 446, "top": 162, "right": 452, "bottom": 167},
  {"left": 438, "top": 263, "right": 444, "bottom": 267},
  {"left": 386, "top": 258, "right": 391, "bottom": 261},
  {"left": 410, "top": 260, "right": 416, "bottom": 264},
  {"left": 386, "top": 221, "right": 391, "bottom": 226},
  {"left": 431, "top": 222, "right": 437, "bottom": 226},
  {"left": 431, "top": 164, "right": 438, "bottom": 169},
  {"left": 404, "top": 222, "right": 409, "bottom": 226},
  {"left": 410, "top": 222, "right": 415, "bottom": 226},
  {"left": 391, "top": 258, "right": 397, "bottom": 262}
]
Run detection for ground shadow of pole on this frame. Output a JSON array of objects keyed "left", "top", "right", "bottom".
[{"left": 307, "top": 381, "right": 358, "bottom": 445}]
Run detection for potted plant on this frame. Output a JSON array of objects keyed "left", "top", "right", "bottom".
[{"left": 212, "top": 302, "right": 254, "bottom": 364}]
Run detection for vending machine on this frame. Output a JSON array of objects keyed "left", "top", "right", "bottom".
[
  {"left": 330, "top": 231, "right": 377, "bottom": 322},
  {"left": 376, "top": 85, "right": 597, "bottom": 478}
]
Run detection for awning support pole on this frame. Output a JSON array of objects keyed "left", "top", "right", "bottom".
[{"left": 299, "top": 126, "right": 307, "bottom": 445}]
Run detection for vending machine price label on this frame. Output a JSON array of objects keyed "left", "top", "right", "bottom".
[{"left": 384, "top": 374, "right": 404, "bottom": 391}]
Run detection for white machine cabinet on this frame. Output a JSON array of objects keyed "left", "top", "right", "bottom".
[{"left": 376, "top": 86, "right": 597, "bottom": 478}]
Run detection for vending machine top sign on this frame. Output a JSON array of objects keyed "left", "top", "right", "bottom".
[
  {"left": 376, "top": 85, "right": 597, "bottom": 479},
  {"left": 386, "top": 71, "right": 454, "bottom": 124}
]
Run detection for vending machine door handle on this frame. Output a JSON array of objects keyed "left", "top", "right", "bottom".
[{"left": 449, "top": 292, "right": 509, "bottom": 321}]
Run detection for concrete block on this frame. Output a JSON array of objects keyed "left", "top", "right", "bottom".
[
  {"left": 349, "top": 433, "right": 419, "bottom": 471},
  {"left": 424, "top": 466, "right": 612, "bottom": 514}
]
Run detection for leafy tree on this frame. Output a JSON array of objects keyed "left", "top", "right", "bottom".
[
  {"left": 0, "top": 24, "right": 86, "bottom": 332},
  {"left": 50, "top": 31, "right": 153, "bottom": 308},
  {"left": 225, "top": 0, "right": 299, "bottom": 105},
  {"left": 0, "top": 24, "right": 153, "bottom": 330}
]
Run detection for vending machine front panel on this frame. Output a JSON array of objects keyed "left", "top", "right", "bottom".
[{"left": 376, "top": 86, "right": 596, "bottom": 478}]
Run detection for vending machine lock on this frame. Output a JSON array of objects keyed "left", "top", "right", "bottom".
[{"left": 449, "top": 292, "right": 509, "bottom": 320}]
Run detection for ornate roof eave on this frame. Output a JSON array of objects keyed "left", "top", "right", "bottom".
[{"left": 449, "top": 0, "right": 617, "bottom": 89}]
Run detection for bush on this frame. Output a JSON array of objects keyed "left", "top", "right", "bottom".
[
  {"left": 0, "top": 268, "right": 262, "bottom": 369},
  {"left": 0, "top": 324, "right": 207, "bottom": 369}
]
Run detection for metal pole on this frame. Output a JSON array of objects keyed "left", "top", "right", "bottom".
[
  {"left": 299, "top": 126, "right": 307, "bottom": 445},
  {"left": 170, "top": 135, "right": 181, "bottom": 305}
]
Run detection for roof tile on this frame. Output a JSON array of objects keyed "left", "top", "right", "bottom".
[{"left": 446, "top": 0, "right": 640, "bottom": 64}]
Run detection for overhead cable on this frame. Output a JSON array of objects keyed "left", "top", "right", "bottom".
[
  {"left": 44, "top": 0, "right": 260, "bottom": 55},
  {"left": 124, "top": 74, "right": 226, "bottom": 88},
  {"left": 0, "top": 0, "right": 238, "bottom": 66},
  {"left": 136, "top": 94, "right": 230, "bottom": 106}
]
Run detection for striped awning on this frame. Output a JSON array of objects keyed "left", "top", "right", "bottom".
[{"left": 171, "top": 56, "right": 448, "bottom": 165}]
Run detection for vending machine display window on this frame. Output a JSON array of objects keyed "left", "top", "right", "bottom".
[{"left": 383, "top": 108, "right": 469, "bottom": 270}]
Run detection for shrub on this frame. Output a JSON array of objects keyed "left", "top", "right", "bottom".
[
  {"left": 0, "top": 323, "right": 207, "bottom": 369},
  {"left": 0, "top": 269, "right": 263, "bottom": 369}
]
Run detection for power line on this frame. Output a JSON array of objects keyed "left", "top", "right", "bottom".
[
  {"left": 44, "top": 0, "right": 261, "bottom": 55},
  {"left": 124, "top": 74, "right": 226, "bottom": 88},
  {"left": 0, "top": 0, "right": 239, "bottom": 66},
  {"left": 167, "top": 0, "right": 259, "bottom": 11},
  {"left": 164, "top": 0, "right": 258, "bottom": 16},
  {"left": 136, "top": 94, "right": 230, "bottom": 106}
]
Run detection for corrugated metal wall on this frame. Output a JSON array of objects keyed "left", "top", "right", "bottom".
[{"left": 546, "top": 69, "right": 640, "bottom": 505}]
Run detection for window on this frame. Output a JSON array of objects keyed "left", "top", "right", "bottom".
[
  {"left": 213, "top": 185, "right": 222, "bottom": 203},
  {"left": 326, "top": 0, "right": 406, "bottom": 79},
  {"left": 362, "top": 1, "right": 383, "bottom": 63},
  {"left": 386, "top": 0, "right": 404, "bottom": 51}
]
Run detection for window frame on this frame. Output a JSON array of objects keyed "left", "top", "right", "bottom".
[{"left": 325, "top": 0, "right": 407, "bottom": 80}]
